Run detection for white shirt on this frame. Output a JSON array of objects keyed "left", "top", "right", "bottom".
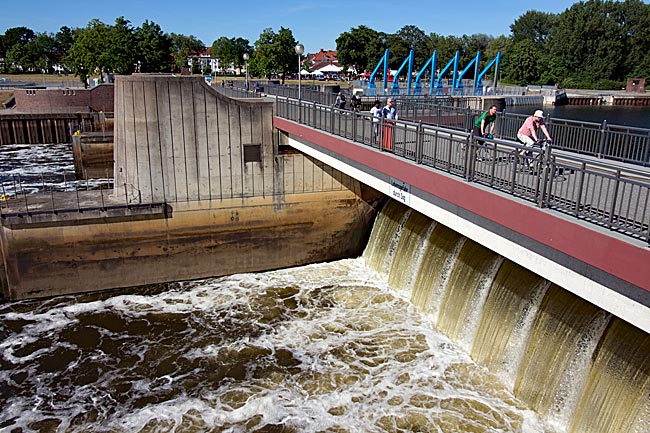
[{"left": 370, "top": 106, "right": 382, "bottom": 123}]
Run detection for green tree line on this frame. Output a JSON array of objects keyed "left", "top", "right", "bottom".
[{"left": 1, "top": 0, "right": 648, "bottom": 89}]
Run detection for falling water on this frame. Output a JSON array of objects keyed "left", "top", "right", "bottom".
[
  {"left": 436, "top": 240, "right": 503, "bottom": 351},
  {"left": 2, "top": 156, "right": 649, "bottom": 433},
  {"left": 363, "top": 200, "right": 650, "bottom": 433}
]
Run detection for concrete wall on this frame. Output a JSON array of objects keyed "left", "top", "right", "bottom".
[
  {"left": 0, "top": 189, "right": 380, "bottom": 300},
  {"left": 13, "top": 84, "right": 114, "bottom": 113},
  {"left": 0, "top": 74, "right": 384, "bottom": 299},
  {"left": 114, "top": 75, "right": 279, "bottom": 204}
]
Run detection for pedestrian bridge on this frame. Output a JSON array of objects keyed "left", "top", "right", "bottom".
[{"left": 272, "top": 97, "right": 650, "bottom": 334}]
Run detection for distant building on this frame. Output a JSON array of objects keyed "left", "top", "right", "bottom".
[
  {"left": 306, "top": 49, "right": 338, "bottom": 71},
  {"left": 187, "top": 47, "right": 220, "bottom": 74}
]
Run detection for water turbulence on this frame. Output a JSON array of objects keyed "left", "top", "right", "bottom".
[
  {"left": 364, "top": 200, "right": 650, "bottom": 433},
  {"left": 408, "top": 225, "right": 464, "bottom": 322},
  {"left": 1, "top": 197, "right": 649, "bottom": 432}
]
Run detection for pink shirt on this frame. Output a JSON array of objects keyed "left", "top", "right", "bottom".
[{"left": 517, "top": 116, "right": 544, "bottom": 138}]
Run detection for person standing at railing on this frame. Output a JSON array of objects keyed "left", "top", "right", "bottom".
[
  {"left": 517, "top": 109, "right": 552, "bottom": 155},
  {"left": 334, "top": 92, "right": 346, "bottom": 110},
  {"left": 381, "top": 98, "right": 398, "bottom": 151},
  {"left": 370, "top": 100, "right": 382, "bottom": 144}
]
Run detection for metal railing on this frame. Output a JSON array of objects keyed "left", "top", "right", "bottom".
[
  {"left": 260, "top": 84, "right": 649, "bottom": 166},
  {"left": 212, "top": 84, "right": 261, "bottom": 99},
  {"left": 497, "top": 113, "right": 650, "bottom": 166},
  {"left": 276, "top": 97, "right": 650, "bottom": 243},
  {"left": 0, "top": 174, "right": 146, "bottom": 218}
]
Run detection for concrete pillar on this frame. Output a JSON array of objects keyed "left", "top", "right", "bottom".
[{"left": 114, "top": 74, "right": 275, "bottom": 204}]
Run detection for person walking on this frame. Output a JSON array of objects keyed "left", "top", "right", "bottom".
[{"left": 334, "top": 92, "right": 346, "bottom": 110}]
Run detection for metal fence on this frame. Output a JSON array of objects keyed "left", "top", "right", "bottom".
[
  {"left": 259, "top": 82, "right": 650, "bottom": 166},
  {"left": 496, "top": 113, "right": 650, "bottom": 167},
  {"left": 0, "top": 174, "right": 143, "bottom": 218},
  {"left": 212, "top": 84, "right": 261, "bottom": 99},
  {"left": 276, "top": 97, "right": 650, "bottom": 244}
]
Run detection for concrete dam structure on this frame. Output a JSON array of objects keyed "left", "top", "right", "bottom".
[{"left": 0, "top": 75, "right": 381, "bottom": 299}]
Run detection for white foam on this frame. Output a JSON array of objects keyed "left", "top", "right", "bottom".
[{"left": 0, "top": 258, "right": 547, "bottom": 432}]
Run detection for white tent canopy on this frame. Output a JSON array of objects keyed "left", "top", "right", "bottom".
[
  {"left": 310, "top": 70, "right": 324, "bottom": 75},
  {"left": 300, "top": 69, "right": 311, "bottom": 75},
  {"left": 315, "top": 64, "right": 342, "bottom": 73}
]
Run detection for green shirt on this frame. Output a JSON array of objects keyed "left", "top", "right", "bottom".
[{"left": 473, "top": 111, "right": 496, "bottom": 129}]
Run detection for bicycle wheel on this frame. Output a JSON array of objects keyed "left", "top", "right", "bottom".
[{"left": 476, "top": 145, "right": 490, "bottom": 162}]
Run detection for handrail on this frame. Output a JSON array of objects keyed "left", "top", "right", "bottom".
[
  {"left": 274, "top": 96, "right": 650, "bottom": 244},
  {"left": 257, "top": 81, "right": 650, "bottom": 166}
]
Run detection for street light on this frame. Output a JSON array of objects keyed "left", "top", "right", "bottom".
[
  {"left": 243, "top": 53, "right": 250, "bottom": 90},
  {"left": 295, "top": 43, "right": 304, "bottom": 100}
]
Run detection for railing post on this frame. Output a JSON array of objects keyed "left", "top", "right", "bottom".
[
  {"left": 607, "top": 169, "right": 621, "bottom": 230},
  {"left": 538, "top": 145, "right": 552, "bottom": 208},
  {"left": 298, "top": 99, "right": 302, "bottom": 124},
  {"left": 415, "top": 121, "right": 423, "bottom": 164},
  {"left": 509, "top": 150, "right": 518, "bottom": 195},
  {"left": 573, "top": 161, "right": 587, "bottom": 217},
  {"left": 597, "top": 120, "right": 608, "bottom": 159},
  {"left": 465, "top": 133, "right": 474, "bottom": 181}
]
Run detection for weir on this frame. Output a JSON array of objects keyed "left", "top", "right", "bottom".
[
  {"left": 365, "top": 200, "right": 650, "bottom": 433},
  {"left": 1, "top": 73, "right": 649, "bottom": 431}
]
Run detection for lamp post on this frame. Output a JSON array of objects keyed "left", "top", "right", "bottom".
[
  {"left": 295, "top": 43, "right": 304, "bottom": 100},
  {"left": 243, "top": 53, "right": 249, "bottom": 90}
]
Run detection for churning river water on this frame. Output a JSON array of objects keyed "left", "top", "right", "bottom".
[
  {"left": 0, "top": 259, "right": 545, "bottom": 433},
  {"left": 0, "top": 143, "right": 546, "bottom": 432}
]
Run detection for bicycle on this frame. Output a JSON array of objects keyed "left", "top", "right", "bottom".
[
  {"left": 475, "top": 133, "right": 493, "bottom": 162},
  {"left": 519, "top": 138, "right": 567, "bottom": 182},
  {"left": 457, "top": 132, "right": 489, "bottom": 161}
]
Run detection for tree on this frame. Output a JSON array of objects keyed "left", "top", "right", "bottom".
[
  {"left": 336, "top": 25, "right": 385, "bottom": 73},
  {"left": 106, "top": 17, "right": 137, "bottom": 75},
  {"left": 134, "top": 20, "right": 173, "bottom": 73},
  {"left": 1, "top": 27, "right": 36, "bottom": 72},
  {"left": 211, "top": 36, "right": 251, "bottom": 73},
  {"left": 504, "top": 39, "right": 539, "bottom": 85},
  {"left": 170, "top": 33, "right": 205, "bottom": 72},
  {"left": 510, "top": 11, "right": 556, "bottom": 46},
  {"left": 387, "top": 25, "right": 429, "bottom": 68},
  {"left": 53, "top": 26, "right": 74, "bottom": 68},
  {"left": 250, "top": 27, "right": 297, "bottom": 81},
  {"left": 617, "top": 0, "right": 650, "bottom": 79},
  {"left": 548, "top": 0, "right": 627, "bottom": 87},
  {"left": 427, "top": 33, "right": 464, "bottom": 67},
  {"left": 65, "top": 19, "right": 111, "bottom": 85}
]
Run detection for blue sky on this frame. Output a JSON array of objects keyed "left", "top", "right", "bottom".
[{"left": 3, "top": 0, "right": 590, "bottom": 52}]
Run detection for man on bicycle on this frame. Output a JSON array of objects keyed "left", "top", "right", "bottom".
[
  {"left": 473, "top": 105, "right": 497, "bottom": 143},
  {"left": 517, "top": 110, "right": 552, "bottom": 154}
]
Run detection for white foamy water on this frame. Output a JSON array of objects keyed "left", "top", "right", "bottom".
[
  {"left": 0, "top": 143, "right": 110, "bottom": 197},
  {"left": 0, "top": 258, "right": 546, "bottom": 432}
]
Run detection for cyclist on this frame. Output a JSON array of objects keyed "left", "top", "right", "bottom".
[
  {"left": 473, "top": 105, "right": 497, "bottom": 143},
  {"left": 517, "top": 109, "right": 552, "bottom": 155},
  {"left": 472, "top": 105, "right": 497, "bottom": 160}
]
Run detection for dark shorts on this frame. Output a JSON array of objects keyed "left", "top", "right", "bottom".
[{"left": 472, "top": 126, "right": 485, "bottom": 144}]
